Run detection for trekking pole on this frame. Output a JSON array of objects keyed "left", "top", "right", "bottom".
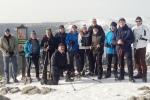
[{"left": 70, "top": 82, "right": 76, "bottom": 91}]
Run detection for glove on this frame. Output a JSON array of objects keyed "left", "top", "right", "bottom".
[
  {"left": 69, "top": 40, "right": 75, "bottom": 46},
  {"left": 9, "top": 52, "right": 14, "bottom": 57}
]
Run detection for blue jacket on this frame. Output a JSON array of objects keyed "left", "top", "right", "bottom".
[
  {"left": 105, "top": 31, "right": 117, "bottom": 54},
  {"left": 65, "top": 32, "right": 79, "bottom": 54},
  {"left": 116, "top": 25, "right": 135, "bottom": 52},
  {"left": 24, "top": 39, "right": 40, "bottom": 57}
]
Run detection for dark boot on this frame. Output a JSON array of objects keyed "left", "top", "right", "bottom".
[
  {"left": 41, "top": 78, "right": 47, "bottom": 85},
  {"left": 129, "top": 77, "right": 135, "bottom": 83},
  {"left": 142, "top": 73, "right": 147, "bottom": 82},
  {"left": 133, "top": 73, "right": 142, "bottom": 79},
  {"left": 118, "top": 67, "right": 125, "bottom": 80},
  {"left": 105, "top": 70, "right": 111, "bottom": 78},
  {"left": 65, "top": 71, "right": 74, "bottom": 82},
  {"left": 114, "top": 70, "right": 118, "bottom": 81},
  {"left": 14, "top": 78, "right": 19, "bottom": 83}
]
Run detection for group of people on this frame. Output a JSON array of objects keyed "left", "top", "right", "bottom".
[{"left": 0, "top": 16, "right": 149, "bottom": 85}]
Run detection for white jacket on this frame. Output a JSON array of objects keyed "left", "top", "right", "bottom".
[{"left": 132, "top": 25, "right": 150, "bottom": 49}]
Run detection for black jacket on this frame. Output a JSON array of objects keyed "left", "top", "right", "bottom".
[
  {"left": 116, "top": 25, "right": 135, "bottom": 52},
  {"left": 51, "top": 50, "right": 67, "bottom": 75},
  {"left": 40, "top": 35, "right": 56, "bottom": 54},
  {"left": 55, "top": 32, "right": 67, "bottom": 48}
]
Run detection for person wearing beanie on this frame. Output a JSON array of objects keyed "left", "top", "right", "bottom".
[
  {"left": 132, "top": 16, "right": 150, "bottom": 82},
  {"left": 116, "top": 18, "right": 135, "bottom": 82},
  {"left": 0, "top": 28, "right": 19, "bottom": 84},
  {"left": 105, "top": 22, "right": 118, "bottom": 80},
  {"left": 24, "top": 30, "right": 40, "bottom": 84}
]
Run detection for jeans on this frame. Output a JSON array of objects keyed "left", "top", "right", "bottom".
[{"left": 3, "top": 56, "right": 18, "bottom": 81}]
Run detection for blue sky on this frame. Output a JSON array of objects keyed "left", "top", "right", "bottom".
[{"left": 0, "top": 0, "right": 149, "bottom": 23}]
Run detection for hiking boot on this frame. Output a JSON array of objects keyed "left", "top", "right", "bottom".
[
  {"left": 14, "top": 78, "right": 19, "bottom": 83},
  {"left": 142, "top": 77, "right": 147, "bottom": 83},
  {"left": 97, "top": 76, "right": 102, "bottom": 80},
  {"left": 47, "top": 79, "right": 58, "bottom": 85},
  {"left": 65, "top": 77, "right": 74, "bottom": 82},
  {"left": 41, "top": 78, "right": 47, "bottom": 85},
  {"left": 105, "top": 73, "right": 111, "bottom": 78},
  {"left": 118, "top": 76, "right": 124, "bottom": 81},
  {"left": 133, "top": 74, "right": 142, "bottom": 79},
  {"left": 129, "top": 78, "right": 135, "bottom": 83}
]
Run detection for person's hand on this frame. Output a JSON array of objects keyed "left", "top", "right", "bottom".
[
  {"left": 44, "top": 46, "right": 49, "bottom": 51},
  {"left": 96, "top": 44, "right": 100, "bottom": 48},
  {"left": 117, "top": 39, "right": 124, "bottom": 45},
  {"left": 9, "top": 52, "right": 14, "bottom": 57}
]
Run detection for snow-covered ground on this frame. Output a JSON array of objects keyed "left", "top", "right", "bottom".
[{"left": 3, "top": 69, "right": 150, "bottom": 100}]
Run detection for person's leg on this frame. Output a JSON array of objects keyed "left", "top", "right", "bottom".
[
  {"left": 10, "top": 56, "right": 18, "bottom": 82},
  {"left": 105, "top": 54, "right": 113, "bottom": 78},
  {"left": 32, "top": 55, "right": 40, "bottom": 80},
  {"left": 118, "top": 52, "right": 125, "bottom": 80},
  {"left": 125, "top": 48, "right": 135, "bottom": 82},
  {"left": 139, "top": 47, "right": 147, "bottom": 82},
  {"left": 42, "top": 53, "right": 48, "bottom": 82},
  {"left": 113, "top": 54, "right": 118, "bottom": 79},
  {"left": 51, "top": 74, "right": 60, "bottom": 85},
  {"left": 3, "top": 56, "right": 10, "bottom": 83},
  {"left": 78, "top": 49, "right": 84, "bottom": 73},
  {"left": 26, "top": 57, "right": 32, "bottom": 77},
  {"left": 97, "top": 52, "right": 103, "bottom": 79},
  {"left": 88, "top": 50, "right": 94, "bottom": 75},
  {"left": 134, "top": 49, "right": 142, "bottom": 78}
]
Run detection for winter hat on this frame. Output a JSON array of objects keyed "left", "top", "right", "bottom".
[
  {"left": 110, "top": 22, "right": 117, "bottom": 27},
  {"left": 31, "top": 30, "right": 36, "bottom": 35},
  {"left": 58, "top": 43, "right": 65, "bottom": 47},
  {"left": 135, "top": 16, "right": 142, "bottom": 21},
  {"left": 119, "top": 18, "right": 126, "bottom": 22},
  {"left": 59, "top": 25, "right": 65, "bottom": 29},
  {"left": 5, "top": 28, "right": 10, "bottom": 33}
]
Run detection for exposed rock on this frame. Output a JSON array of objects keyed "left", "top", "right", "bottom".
[
  {"left": 41, "top": 87, "right": 53, "bottom": 95},
  {"left": 127, "top": 96, "right": 137, "bottom": 100},
  {"left": 138, "top": 86, "right": 150, "bottom": 91},
  {"left": 0, "top": 87, "right": 9, "bottom": 95},
  {"left": 0, "top": 95, "right": 10, "bottom": 100},
  {"left": 21, "top": 86, "right": 40, "bottom": 95},
  {"left": 28, "top": 87, "right": 41, "bottom": 95},
  {"left": 136, "top": 96, "right": 148, "bottom": 100},
  {"left": 9, "top": 87, "right": 20, "bottom": 94}
]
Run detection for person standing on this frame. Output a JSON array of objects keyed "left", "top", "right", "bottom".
[
  {"left": 116, "top": 18, "right": 135, "bottom": 82},
  {"left": 0, "top": 29, "right": 19, "bottom": 84},
  {"left": 105, "top": 22, "right": 118, "bottom": 79},
  {"left": 78, "top": 25, "right": 93, "bottom": 75},
  {"left": 40, "top": 28, "right": 56, "bottom": 85},
  {"left": 91, "top": 26, "right": 105, "bottom": 80},
  {"left": 133, "top": 16, "right": 150, "bottom": 82},
  {"left": 24, "top": 31, "right": 40, "bottom": 84},
  {"left": 88, "top": 19, "right": 105, "bottom": 75},
  {"left": 65, "top": 25, "right": 79, "bottom": 80}
]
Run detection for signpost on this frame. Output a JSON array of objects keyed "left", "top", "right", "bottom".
[{"left": 17, "top": 24, "right": 28, "bottom": 80}]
